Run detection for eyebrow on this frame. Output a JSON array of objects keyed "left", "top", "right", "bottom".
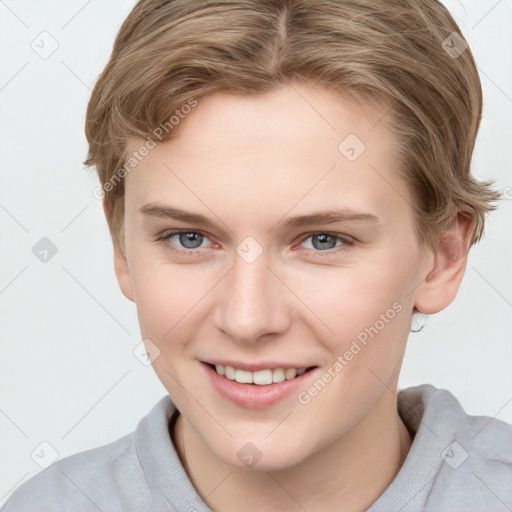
[{"left": 139, "top": 202, "right": 380, "bottom": 230}]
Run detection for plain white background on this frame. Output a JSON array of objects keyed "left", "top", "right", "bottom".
[{"left": 0, "top": 0, "right": 511, "bottom": 505}]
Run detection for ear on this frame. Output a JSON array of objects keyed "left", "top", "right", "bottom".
[
  {"left": 414, "top": 212, "right": 474, "bottom": 315},
  {"left": 102, "top": 197, "right": 135, "bottom": 303}
]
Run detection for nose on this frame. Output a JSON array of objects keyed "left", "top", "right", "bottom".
[{"left": 213, "top": 250, "right": 291, "bottom": 346}]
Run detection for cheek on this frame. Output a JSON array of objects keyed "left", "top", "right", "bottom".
[
  {"left": 286, "top": 255, "right": 413, "bottom": 416},
  {"left": 287, "top": 258, "right": 409, "bottom": 350},
  {"left": 129, "top": 256, "right": 210, "bottom": 400},
  {"left": 290, "top": 252, "right": 414, "bottom": 408},
  {"left": 291, "top": 266, "right": 410, "bottom": 438},
  {"left": 128, "top": 250, "right": 191, "bottom": 342}
]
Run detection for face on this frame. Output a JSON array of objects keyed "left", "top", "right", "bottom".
[{"left": 115, "top": 83, "right": 434, "bottom": 471}]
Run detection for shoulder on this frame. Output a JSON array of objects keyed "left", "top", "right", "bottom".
[
  {"left": 397, "top": 384, "right": 512, "bottom": 510},
  {"left": 402, "top": 383, "right": 512, "bottom": 463},
  {"left": 1, "top": 395, "right": 178, "bottom": 512},
  {"left": 462, "top": 399, "right": 512, "bottom": 484},
  {"left": 1, "top": 431, "right": 150, "bottom": 512}
]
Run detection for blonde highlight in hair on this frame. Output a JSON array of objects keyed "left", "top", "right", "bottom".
[{"left": 85, "top": 0, "right": 500, "bottom": 253}]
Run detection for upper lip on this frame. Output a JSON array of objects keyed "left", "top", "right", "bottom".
[{"left": 202, "top": 359, "right": 317, "bottom": 372}]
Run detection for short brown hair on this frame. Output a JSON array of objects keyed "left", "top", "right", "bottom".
[{"left": 84, "top": 0, "right": 501, "bottom": 254}]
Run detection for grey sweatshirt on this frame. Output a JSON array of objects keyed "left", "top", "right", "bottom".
[{"left": 2, "top": 384, "right": 511, "bottom": 511}]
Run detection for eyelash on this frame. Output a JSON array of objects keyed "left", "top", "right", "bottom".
[{"left": 156, "top": 230, "right": 355, "bottom": 258}]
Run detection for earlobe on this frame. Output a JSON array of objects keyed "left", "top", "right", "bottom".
[
  {"left": 113, "top": 244, "right": 135, "bottom": 302},
  {"left": 414, "top": 213, "right": 474, "bottom": 315},
  {"left": 102, "top": 197, "right": 135, "bottom": 303}
]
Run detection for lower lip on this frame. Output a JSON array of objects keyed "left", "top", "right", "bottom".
[{"left": 202, "top": 362, "right": 317, "bottom": 410}]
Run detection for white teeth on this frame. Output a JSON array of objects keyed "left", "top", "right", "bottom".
[
  {"left": 253, "top": 369, "right": 273, "bottom": 385},
  {"left": 272, "top": 368, "right": 285, "bottom": 383},
  {"left": 213, "top": 364, "right": 309, "bottom": 385},
  {"left": 224, "top": 365, "right": 236, "bottom": 380},
  {"left": 235, "top": 369, "right": 253, "bottom": 384},
  {"left": 285, "top": 368, "right": 297, "bottom": 380}
]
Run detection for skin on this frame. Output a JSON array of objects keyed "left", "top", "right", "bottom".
[{"left": 107, "top": 83, "right": 473, "bottom": 512}]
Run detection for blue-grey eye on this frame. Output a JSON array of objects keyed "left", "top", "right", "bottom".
[
  {"left": 304, "top": 234, "right": 339, "bottom": 251},
  {"left": 177, "top": 232, "right": 204, "bottom": 249}
]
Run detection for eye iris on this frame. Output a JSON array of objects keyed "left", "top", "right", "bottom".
[
  {"left": 180, "top": 232, "right": 203, "bottom": 249},
  {"left": 312, "top": 234, "right": 336, "bottom": 250}
]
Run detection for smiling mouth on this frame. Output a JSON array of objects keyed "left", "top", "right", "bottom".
[{"left": 206, "top": 363, "right": 317, "bottom": 386}]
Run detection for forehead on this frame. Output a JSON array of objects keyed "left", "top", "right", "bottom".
[{"left": 123, "top": 84, "right": 412, "bottom": 225}]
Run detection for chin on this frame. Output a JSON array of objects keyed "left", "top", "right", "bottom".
[{"left": 210, "top": 436, "right": 315, "bottom": 473}]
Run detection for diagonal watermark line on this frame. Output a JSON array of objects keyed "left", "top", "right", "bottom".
[
  {"left": 472, "top": 395, "right": 512, "bottom": 439},
  {"left": 267, "top": 164, "right": 336, "bottom": 234},
  {"left": 477, "top": 65, "right": 512, "bottom": 107},
  {"left": 368, "top": 367, "right": 439, "bottom": 439},
  {"left": 405, "top": 268, "right": 433, "bottom": 301},
  {"left": 164, "top": 267, "right": 234, "bottom": 337},
  {"left": 286, "top": 81, "right": 337, "bottom": 131},
  {"left": 397, "top": 473, "right": 436, "bottom": 512},
  {"left": 61, "top": 370, "right": 131, "bottom": 439},
  {"left": 163, "top": 163, "right": 234, "bottom": 233},
  {"left": 472, "top": 471, "right": 512, "bottom": 511},
  {"left": 61, "top": 265, "right": 132, "bottom": 334},
  {"left": 164, "top": 368, "right": 234, "bottom": 438},
  {"left": 472, "top": 265, "right": 512, "bottom": 309},
  {"left": 60, "top": 205, "right": 89, "bottom": 233},
  {"left": 0, "top": 471, "right": 30, "bottom": 503},
  {"left": 0, "top": 62, "right": 29, "bottom": 92},
  {"left": 0, "top": 408, "right": 29, "bottom": 438},
  {"left": 203, "top": 469, "right": 234, "bottom": 500},
  {"left": 0, "top": 265, "right": 29, "bottom": 296},
  {"left": 265, "top": 410, "right": 293, "bottom": 438},
  {"left": 368, "top": 103, "right": 394, "bottom": 132},
  {"left": 368, "top": 163, "right": 418, "bottom": 213},
  {"left": 368, "top": 79, "right": 419, "bottom": 133},
  {"left": 265, "top": 472, "right": 310, "bottom": 511},
  {"left": 405, "top": 276, "right": 425, "bottom": 299},
  {"left": 265, "top": 266, "right": 336, "bottom": 334},
  {"left": 0, "top": 202, "right": 29, "bottom": 232},
  {"left": 61, "top": 0, "right": 94, "bottom": 29},
  {"left": 61, "top": 61, "right": 92, "bottom": 91},
  {"left": 0, "top": 1, "right": 29, "bottom": 28},
  {"left": 471, "top": 0, "right": 503, "bottom": 30},
  {"left": 414, "top": 411, "right": 438, "bottom": 439},
  {"left": 61, "top": 470, "right": 104, "bottom": 511},
  {"left": 368, "top": 367, "right": 396, "bottom": 395}
]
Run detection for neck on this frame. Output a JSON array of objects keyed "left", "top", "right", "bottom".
[{"left": 172, "top": 391, "right": 412, "bottom": 512}]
